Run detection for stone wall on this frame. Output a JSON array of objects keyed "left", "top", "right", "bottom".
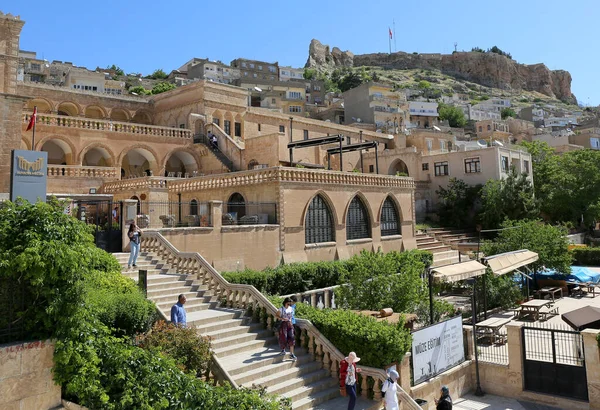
[{"left": 0, "top": 340, "right": 61, "bottom": 410}]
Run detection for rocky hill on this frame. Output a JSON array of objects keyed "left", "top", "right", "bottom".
[{"left": 306, "top": 39, "right": 576, "bottom": 104}]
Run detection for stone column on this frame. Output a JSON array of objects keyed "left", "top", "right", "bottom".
[
  {"left": 582, "top": 328, "right": 600, "bottom": 409},
  {"left": 122, "top": 199, "right": 137, "bottom": 251},
  {"left": 210, "top": 200, "right": 223, "bottom": 229},
  {"left": 504, "top": 322, "right": 524, "bottom": 396},
  {"left": 464, "top": 325, "right": 475, "bottom": 360},
  {"left": 399, "top": 353, "right": 411, "bottom": 395}
]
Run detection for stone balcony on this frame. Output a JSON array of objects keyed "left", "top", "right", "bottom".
[
  {"left": 22, "top": 112, "right": 192, "bottom": 139},
  {"left": 48, "top": 164, "right": 120, "bottom": 179}
]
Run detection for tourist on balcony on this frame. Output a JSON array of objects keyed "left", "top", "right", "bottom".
[
  {"left": 170, "top": 294, "right": 187, "bottom": 327},
  {"left": 276, "top": 297, "right": 297, "bottom": 361},
  {"left": 340, "top": 351, "right": 362, "bottom": 409},
  {"left": 127, "top": 222, "right": 142, "bottom": 269},
  {"left": 435, "top": 386, "right": 452, "bottom": 410},
  {"left": 381, "top": 369, "right": 399, "bottom": 410}
]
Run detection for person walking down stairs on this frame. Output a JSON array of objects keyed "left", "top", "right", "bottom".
[
  {"left": 381, "top": 369, "right": 399, "bottom": 410},
  {"left": 275, "top": 297, "right": 297, "bottom": 361},
  {"left": 127, "top": 222, "right": 142, "bottom": 269},
  {"left": 340, "top": 352, "right": 362, "bottom": 410}
]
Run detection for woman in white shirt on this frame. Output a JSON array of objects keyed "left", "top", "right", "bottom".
[{"left": 381, "top": 369, "right": 399, "bottom": 410}]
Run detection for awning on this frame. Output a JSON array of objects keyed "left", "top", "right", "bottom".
[
  {"left": 562, "top": 306, "right": 600, "bottom": 331},
  {"left": 484, "top": 250, "right": 539, "bottom": 276},
  {"left": 431, "top": 260, "right": 487, "bottom": 283}
]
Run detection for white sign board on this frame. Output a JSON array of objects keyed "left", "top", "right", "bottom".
[{"left": 411, "top": 315, "right": 464, "bottom": 385}]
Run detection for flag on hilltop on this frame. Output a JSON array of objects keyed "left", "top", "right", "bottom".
[
  {"left": 389, "top": 27, "right": 393, "bottom": 39},
  {"left": 26, "top": 106, "right": 37, "bottom": 131}
]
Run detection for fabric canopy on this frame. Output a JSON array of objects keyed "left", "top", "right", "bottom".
[
  {"left": 484, "top": 250, "right": 539, "bottom": 276},
  {"left": 562, "top": 306, "right": 600, "bottom": 331},
  {"left": 431, "top": 260, "right": 487, "bottom": 283}
]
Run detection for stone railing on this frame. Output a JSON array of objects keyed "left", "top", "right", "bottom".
[
  {"left": 101, "top": 177, "right": 169, "bottom": 193},
  {"left": 47, "top": 165, "right": 120, "bottom": 179},
  {"left": 139, "top": 231, "right": 421, "bottom": 409},
  {"left": 281, "top": 286, "right": 340, "bottom": 309},
  {"left": 170, "top": 166, "right": 415, "bottom": 193},
  {"left": 22, "top": 112, "right": 192, "bottom": 139}
]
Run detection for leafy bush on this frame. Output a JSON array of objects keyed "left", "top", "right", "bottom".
[
  {"left": 139, "top": 321, "right": 212, "bottom": 377},
  {"left": 151, "top": 82, "right": 176, "bottom": 95},
  {"left": 295, "top": 303, "right": 412, "bottom": 368},
  {"left": 223, "top": 268, "right": 270, "bottom": 292},
  {"left": 87, "top": 289, "right": 156, "bottom": 336},
  {"left": 572, "top": 247, "right": 600, "bottom": 266}
]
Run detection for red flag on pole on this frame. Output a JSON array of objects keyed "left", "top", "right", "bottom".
[
  {"left": 389, "top": 28, "right": 393, "bottom": 39},
  {"left": 26, "top": 107, "right": 37, "bottom": 131}
]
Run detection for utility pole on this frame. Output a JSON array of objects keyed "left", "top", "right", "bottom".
[{"left": 454, "top": 42, "right": 458, "bottom": 53}]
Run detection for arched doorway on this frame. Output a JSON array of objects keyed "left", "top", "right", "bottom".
[
  {"left": 227, "top": 193, "right": 246, "bottom": 221},
  {"left": 130, "top": 195, "right": 141, "bottom": 215},
  {"left": 82, "top": 146, "right": 114, "bottom": 167},
  {"left": 389, "top": 159, "right": 409, "bottom": 176},
  {"left": 132, "top": 110, "right": 152, "bottom": 124},
  {"left": 110, "top": 108, "right": 130, "bottom": 122},
  {"left": 25, "top": 98, "right": 52, "bottom": 114},
  {"left": 85, "top": 106, "right": 106, "bottom": 119},
  {"left": 57, "top": 102, "right": 80, "bottom": 117},
  {"left": 121, "top": 147, "right": 157, "bottom": 178},
  {"left": 163, "top": 150, "right": 199, "bottom": 177},
  {"left": 41, "top": 139, "right": 72, "bottom": 165}
]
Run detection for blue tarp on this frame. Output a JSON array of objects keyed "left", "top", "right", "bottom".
[{"left": 538, "top": 266, "right": 600, "bottom": 284}]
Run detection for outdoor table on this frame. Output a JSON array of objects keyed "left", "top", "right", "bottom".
[
  {"left": 475, "top": 316, "right": 512, "bottom": 344},
  {"left": 538, "top": 286, "right": 563, "bottom": 302},
  {"left": 518, "top": 299, "right": 553, "bottom": 321},
  {"left": 579, "top": 282, "right": 597, "bottom": 298}
]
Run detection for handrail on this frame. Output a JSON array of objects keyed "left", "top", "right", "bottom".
[
  {"left": 139, "top": 230, "right": 421, "bottom": 408},
  {"left": 47, "top": 164, "right": 120, "bottom": 179}
]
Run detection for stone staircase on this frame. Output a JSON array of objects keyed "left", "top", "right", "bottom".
[
  {"left": 114, "top": 252, "right": 378, "bottom": 410},
  {"left": 416, "top": 231, "right": 470, "bottom": 267},
  {"left": 428, "top": 228, "right": 478, "bottom": 251}
]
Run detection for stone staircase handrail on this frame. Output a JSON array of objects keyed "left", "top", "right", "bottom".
[
  {"left": 139, "top": 231, "right": 422, "bottom": 409},
  {"left": 47, "top": 164, "right": 120, "bottom": 179}
]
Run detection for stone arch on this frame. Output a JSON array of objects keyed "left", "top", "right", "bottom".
[
  {"left": 132, "top": 110, "right": 152, "bottom": 124},
  {"left": 248, "top": 159, "right": 259, "bottom": 170},
  {"left": 119, "top": 145, "right": 159, "bottom": 178},
  {"left": 57, "top": 101, "right": 82, "bottom": 116},
  {"left": 21, "top": 139, "right": 31, "bottom": 150},
  {"left": 194, "top": 118, "right": 206, "bottom": 135},
  {"left": 24, "top": 98, "right": 53, "bottom": 113},
  {"left": 224, "top": 112, "right": 234, "bottom": 135},
  {"left": 345, "top": 194, "right": 372, "bottom": 240},
  {"left": 38, "top": 136, "right": 76, "bottom": 165},
  {"left": 234, "top": 113, "right": 244, "bottom": 138},
  {"left": 379, "top": 195, "right": 402, "bottom": 236},
  {"left": 300, "top": 191, "right": 339, "bottom": 228},
  {"left": 80, "top": 142, "right": 116, "bottom": 167},
  {"left": 342, "top": 192, "right": 375, "bottom": 230},
  {"left": 84, "top": 105, "right": 107, "bottom": 119},
  {"left": 226, "top": 192, "right": 246, "bottom": 220},
  {"left": 110, "top": 108, "right": 130, "bottom": 122},
  {"left": 377, "top": 194, "right": 403, "bottom": 223},
  {"left": 303, "top": 192, "right": 337, "bottom": 244},
  {"left": 211, "top": 110, "right": 224, "bottom": 127},
  {"left": 389, "top": 159, "right": 409, "bottom": 176},
  {"left": 162, "top": 148, "right": 200, "bottom": 176}
]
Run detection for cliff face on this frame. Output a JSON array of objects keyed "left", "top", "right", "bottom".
[{"left": 306, "top": 39, "right": 576, "bottom": 104}]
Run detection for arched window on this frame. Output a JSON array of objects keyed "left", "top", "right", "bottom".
[
  {"left": 190, "top": 199, "right": 198, "bottom": 216},
  {"left": 487, "top": 124, "right": 491, "bottom": 131},
  {"left": 346, "top": 196, "right": 370, "bottom": 240},
  {"left": 305, "top": 195, "right": 334, "bottom": 244},
  {"left": 381, "top": 197, "right": 401, "bottom": 236}
]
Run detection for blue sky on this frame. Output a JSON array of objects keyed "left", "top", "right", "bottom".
[{"left": 11, "top": 0, "right": 600, "bottom": 105}]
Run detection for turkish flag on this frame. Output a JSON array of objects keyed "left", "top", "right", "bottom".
[
  {"left": 389, "top": 28, "right": 393, "bottom": 39},
  {"left": 26, "top": 107, "right": 37, "bottom": 131}
]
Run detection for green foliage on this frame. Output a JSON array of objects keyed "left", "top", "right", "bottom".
[
  {"left": 436, "top": 178, "right": 481, "bottom": 228},
  {"left": 295, "top": 303, "right": 412, "bottom": 368},
  {"left": 475, "top": 271, "right": 523, "bottom": 310},
  {"left": 414, "top": 298, "right": 457, "bottom": 324},
  {"left": 479, "top": 168, "right": 539, "bottom": 229},
  {"left": 481, "top": 219, "right": 572, "bottom": 275},
  {"left": 471, "top": 47, "right": 485, "bottom": 53},
  {"left": 417, "top": 80, "right": 431, "bottom": 89},
  {"left": 501, "top": 107, "right": 516, "bottom": 119},
  {"left": 519, "top": 98, "right": 529, "bottom": 103},
  {"left": 335, "top": 250, "right": 432, "bottom": 316},
  {"left": 533, "top": 97, "right": 543, "bottom": 103},
  {"left": 339, "top": 71, "right": 364, "bottom": 92},
  {"left": 472, "top": 46, "right": 512, "bottom": 59},
  {"left": 151, "top": 82, "right": 176, "bottom": 95},
  {"left": 303, "top": 68, "right": 317, "bottom": 80},
  {"left": 149, "top": 69, "right": 168, "bottom": 80},
  {"left": 139, "top": 321, "right": 212, "bottom": 377},
  {"left": 129, "top": 85, "right": 151, "bottom": 95},
  {"left": 572, "top": 248, "right": 600, "bottom": 266},
  {"left": 107, "top": 64, "right": 125, "bottom": 76},
  {"left": 437, "top": 103, "right": 467, "bottom": 128}
]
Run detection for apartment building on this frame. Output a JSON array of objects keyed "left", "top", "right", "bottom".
[
  {"left": 408, "top": 101, "right": 439, "bottom": 129},
  {"left": 342, "top": 82, "right": 407, "bottom": 132},
  {"left": 279, "top": 66, "right": 304, "bottom": 82},
  {"left": 183, "top": 58, "right": 240, "bottom": 84},
  {"left": 230, "top": 58, "right": 279, "bottom": 81},
  {"left": 233, "top": 78, "right": 305, "bottom": 114},
  {"left": 475, "top": 120, "right": 510, "bottom": 139}
]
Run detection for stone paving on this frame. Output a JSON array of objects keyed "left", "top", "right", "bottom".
[{"left": 455, "top": 393, "right": 564, "bottom": 410}]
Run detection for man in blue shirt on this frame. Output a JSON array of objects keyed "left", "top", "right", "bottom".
[{"left": 170, "top": 294, "right": 187, "bottom": 327}]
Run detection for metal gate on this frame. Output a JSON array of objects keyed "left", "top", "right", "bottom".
[
  {"left": 75, "top": 200, "right": 122, "bottom": 253},
  {"left": 522, "top": 325, "right": 588, "bottom": 401}
]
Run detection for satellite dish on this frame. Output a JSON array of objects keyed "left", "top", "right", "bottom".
[
  {"left": 131, "top": 92, "right": 138, "bottom": 96},
  {"left": 357, "top": 118, "right": 362, "bottom": 123},
  {"left": 493, "top": 140, "right": 504, "bottom": 147},
  {"left": 433, "top": 125, "right": 441, "bottom": 131},
  {"left": 477, "top": 139, "right": 487, "bottom": 147},
  {"left": 325, "top": 119, "right": 331, "bottom": 122},
  {"left": 376, "top": 129, "right": 382, "bottom": 133},
  {"left": 254, "top": 86, "right": 262, "bottom": 92}
]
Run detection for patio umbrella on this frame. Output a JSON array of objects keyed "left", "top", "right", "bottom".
[{"left": 561, "top": 306, "right": 600, "bottom": 331}]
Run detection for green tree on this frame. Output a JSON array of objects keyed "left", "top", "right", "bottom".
[
  {"left": 481, "top": 219, "right": 572, "bottom": 276},
  {"left": 151, "top": 82, "right": 176, "bottom": 95},
  {"left": 338, "top": 71, "right": 364, "bottom": 92},
  {"left": 417, "top": 80, "right": 431, "bottom": 89},
  {"left": 438, "top": 103, "right": 467, "bottom": 128},
  {"left": 501, "top": 107, "right": 516, "bottom": 119},
  {"left": 129, "top": 85, "right": 150, "bottom": 95},
  {"left": 150, "top": 68, "right": 168, "bottom": 80},
  {"left": 107, "top": 64, "right": 124, "bottom": 76},
  {"left": 436, "top": 178, "right": 481, "bottom": 227},
  {"left": 479, "top": 168, "right": 539, "bottom": 229},
  {"left": 303, "top": 68, "right": 317, "bottom": 80}
]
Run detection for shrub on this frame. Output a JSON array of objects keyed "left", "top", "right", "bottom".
[
  {"left": 139, "top": 321, "right": 212, "bottom": 377},
  {"left": 572, "top": 247, "right": 600, "bottom": 266},
  {"left": 87, "top": 288, "right": 156, "bottom": 336},
  {"left": 222, "top": 268, "right": 270, "bottom": 292}
]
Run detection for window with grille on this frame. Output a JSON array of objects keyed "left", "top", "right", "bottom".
[
  {"left": 346, "top": 196, "right": 370, "bottom": 240},
  {"left": 190, "top": 199, "right": 198, "bottom": 216},
  {"left": 381, "top": 197, "right": 400, "bottom": 236},
  {"left": 305, "top": 195, "right": 334, "bottom": 244}
]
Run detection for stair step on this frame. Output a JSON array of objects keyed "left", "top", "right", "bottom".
[
  {"left": 211, "top": 329, "right": 272, "bottom": 349},
  {"left": 202, "top": 321, "right": 263, "bottom": 340},
  {"left": 304, "top": 394, "right": 378, "bottom": 410},
  {"left": 231, "top": 351, "right": 313, "bottom": 383},
  {"left": 213, "top": 336, "right": 278, "bottom": 357},
  {"left": 242, "top": 361, "right": 323, "bottom": 389},
  {"left": 186, "top": 308, "right": 245, "bottom": 327},
  {"left": 195, "top": 317, "right": 252, "bottom": 335},
  {"left": 275, "top": 375, "right": 338, "bottom": 402},
  {"left": 220, "top": 348, "right": 310, "bottom": 376}
]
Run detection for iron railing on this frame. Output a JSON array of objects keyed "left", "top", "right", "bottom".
[
  {"left": 222, "top": 202, "right": 278, "bottom": 225},
  {"left": 136, "top": 201, "right": 212, "bottom": 229}
]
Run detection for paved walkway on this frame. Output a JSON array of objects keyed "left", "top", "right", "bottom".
[{"left": 455, "top": 394, "right": 564, "bottom": 410}]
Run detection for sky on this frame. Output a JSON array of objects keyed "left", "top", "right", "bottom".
[{"left": 10, "top": 0, "right": 600, "bottom": 105}]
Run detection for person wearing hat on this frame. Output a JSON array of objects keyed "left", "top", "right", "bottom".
[
  {"left": 381, "top": 369, "right": 399, "bottom": 410},
  {"left": 435, "top": 386, "right": 452, "bottom": 410},
  {"left": 339, "top": 351, "right": 362, "bottom": 410}
]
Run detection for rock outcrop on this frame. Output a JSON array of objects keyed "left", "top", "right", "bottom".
[{"left": 306, "top": 39, "right": 576, "bottom": 104}]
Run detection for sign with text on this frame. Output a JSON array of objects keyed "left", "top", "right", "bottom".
[
  {"left": 10, "top": 150, "right": 48, "bottom": 203},
  {"left": 411, "top": 315, "right": 464, "bottom": 385}
]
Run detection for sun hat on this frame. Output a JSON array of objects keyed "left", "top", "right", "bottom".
[
  {"left": 345, "top": 351, "right": 361, "bottom": 363},
  {"left": 387, "top": 369, "right": 399, "bottom": 381}
]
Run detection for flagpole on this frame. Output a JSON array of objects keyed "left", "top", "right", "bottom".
[
  {"left": 389, "top": 30, "right": 391, "bottom": 54},
  {"left": 32, "top": 105, "right": 37, "bottom": 151},
  {"left": 393, "top": 19, "right": 397, "bottom": 52}
]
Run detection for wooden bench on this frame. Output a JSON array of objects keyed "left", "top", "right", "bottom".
[{"left": 539, "top": 305, "right": 559, "bottom": 321}]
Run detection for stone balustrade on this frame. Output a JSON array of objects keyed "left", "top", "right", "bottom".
[
  {"left": 281, "top": 286, "right": 340, "bottom": 310},
  {"left": 22, "top": 112, "right": 192, "bottom": 139},
  {"left": 101, "top": 177, "right": 169, "bottom": 193},
  {"left": 170, "top": 166, "right": 415, "bottom": 193},
  {"left": 47, "top": 164, "right": 120, "bottom": 179},
  {"left": 139, "top": 231, "right": 422, "bottom": 409}
]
